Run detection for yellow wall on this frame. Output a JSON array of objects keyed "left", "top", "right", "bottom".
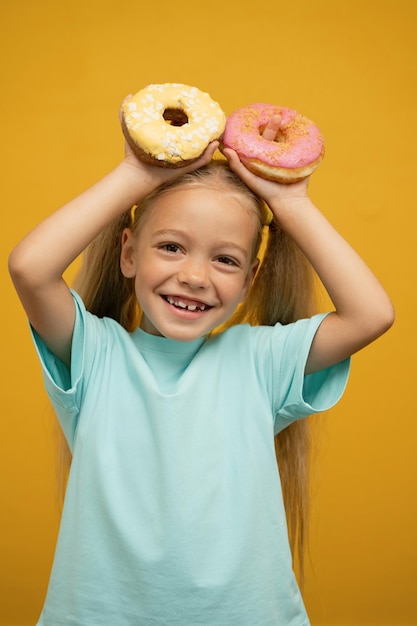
[{"left": 1, "top": 0, "right": 415, "bottom": 624}]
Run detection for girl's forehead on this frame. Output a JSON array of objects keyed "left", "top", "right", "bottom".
[
  {"left": 143, "top": 186, "right": 258, "bottom": 225},
  {"left": 137, "top": 187, "right": 259, "bottom": 244}
]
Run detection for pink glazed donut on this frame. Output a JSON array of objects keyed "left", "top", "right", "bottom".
[{"left": 220, "top": 103, "right": 325, "bottom": 183}]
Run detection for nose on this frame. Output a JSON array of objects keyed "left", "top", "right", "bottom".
[{"left": 177, "top": 256, "right": 210, "bottom": 289}]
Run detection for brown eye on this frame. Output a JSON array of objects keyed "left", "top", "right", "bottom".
[
  {"left": 217, "top": 256, "right": 237, "bottom": 266},
  {"left": 161, "top": 243, "right": 181, "bottom": 253}
]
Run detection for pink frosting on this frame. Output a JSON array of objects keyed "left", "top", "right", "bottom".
[{"left": 222, "top": 103, "right": 324, "bottom": 169}]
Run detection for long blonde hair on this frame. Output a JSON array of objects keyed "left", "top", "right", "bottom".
[{"left": 58, "top": 160, "right": 317, "bottom": 583}]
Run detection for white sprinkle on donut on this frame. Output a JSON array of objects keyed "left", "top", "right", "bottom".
[{"left": 121, "top": 83, "right": 226, "bottom": 167}]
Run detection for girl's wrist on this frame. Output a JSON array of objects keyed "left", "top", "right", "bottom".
[
  {"left": 269, "top": 195, "right": 315, "bottom": 225},
  {"left": 114, "top": 159, "right": 157, "bottom": 204}
]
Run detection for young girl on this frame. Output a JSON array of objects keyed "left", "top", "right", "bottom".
[{"left": 9, "top": 107, "right": 394, "bottom": 626}]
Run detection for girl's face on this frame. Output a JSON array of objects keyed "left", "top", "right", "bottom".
[{"left": 120, "top": 187, "right": 260, "bottom": 341}]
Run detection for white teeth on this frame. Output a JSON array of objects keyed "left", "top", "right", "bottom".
[{"left": 166, "top": 297, "right": 207, "bottom": 311}]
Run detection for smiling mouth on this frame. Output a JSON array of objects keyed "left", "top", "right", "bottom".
[{"left": 162, "top": 295, "right": 211, "bottom": 312}]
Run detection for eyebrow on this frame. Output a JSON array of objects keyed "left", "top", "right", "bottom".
[
  {"left": 152, "top": 229, "right": 249, "bottom": 258},
  {"left": 152, "top": 228, "right": 187, "bottom": 239}
]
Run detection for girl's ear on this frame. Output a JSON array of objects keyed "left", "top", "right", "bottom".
[
  {"left": 120, "top": 228, "right": 137, "bottom": 278},
  {"left": 240, "top": 257, "right": 260, "bottom": 302}
]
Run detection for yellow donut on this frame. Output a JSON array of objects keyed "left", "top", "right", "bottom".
[{"left": 121, "top": 83, "right": 226, "bottom": 168}]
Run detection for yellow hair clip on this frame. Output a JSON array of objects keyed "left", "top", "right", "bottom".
[{"left": 263, "top": 206, "right": 274, "bottom": 226}]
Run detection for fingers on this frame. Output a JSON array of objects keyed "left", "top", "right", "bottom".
[
  {"left": 181, "top": 140, "right": 220, "bottom": 173},
  {"left": 221, "top": 147, "right": 241, "bottom": 171},
  {"left": 222, "top": 148, "right": 256, "bottom": 186},
  {"left": 262, "top": 114, "right": 282, "bottom": 141},
  {"left": 199, "top": 140, "right": 220, "bottom": 164}
]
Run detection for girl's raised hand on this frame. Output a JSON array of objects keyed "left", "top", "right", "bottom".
[
  {"left": 119, "top": 97, "right": 219, "bottom": 197},
  {"left": 222, "top": 115, "right": 309, "bottom": 211},
  {"left": 123, "top": 139, "right": 220, "bottom": 202}
]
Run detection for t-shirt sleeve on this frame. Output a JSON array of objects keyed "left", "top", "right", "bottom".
[
  {"left": 30, "top": 290, "right": 93, "bottom": 451},
  {"left": 258, "top": 314, "right": 350, "bottom": 434}
]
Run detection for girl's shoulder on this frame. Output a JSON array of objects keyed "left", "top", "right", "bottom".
[
  {"left": 214, "top": 314, "right": 328, "bottom": 344},
  {"left": 207, "top": 315, "right": 328, "bottom": 368}
]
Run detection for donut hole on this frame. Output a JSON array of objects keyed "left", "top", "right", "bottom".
[
  {"left": 163, "top": 108, "right": 189, "bottom": 127},
  {"left": 259, "top": 124, "right": 286, "bottom": 143}
]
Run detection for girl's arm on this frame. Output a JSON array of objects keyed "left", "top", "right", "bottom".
[
  {"left": 224, "top": 139, "right": 394, "bottom": 375},
  {"left": 8, "top": 133, "right": 218, "bottom": 367}
]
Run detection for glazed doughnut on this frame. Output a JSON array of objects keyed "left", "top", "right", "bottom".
[
  {"left": 121, "top": 83, "right": 226, "bottom": 168},
  {"left": 220, "top": 103, "right": 325, "bottom": 183}
]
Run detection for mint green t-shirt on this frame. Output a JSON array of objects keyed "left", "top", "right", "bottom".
[{"left": 32, "top": 291, "right": 349, "bottom": 626}]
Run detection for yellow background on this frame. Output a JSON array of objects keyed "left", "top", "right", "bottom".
[{"left": 1, "top": 0, "right": 416, "bottom": 624}]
